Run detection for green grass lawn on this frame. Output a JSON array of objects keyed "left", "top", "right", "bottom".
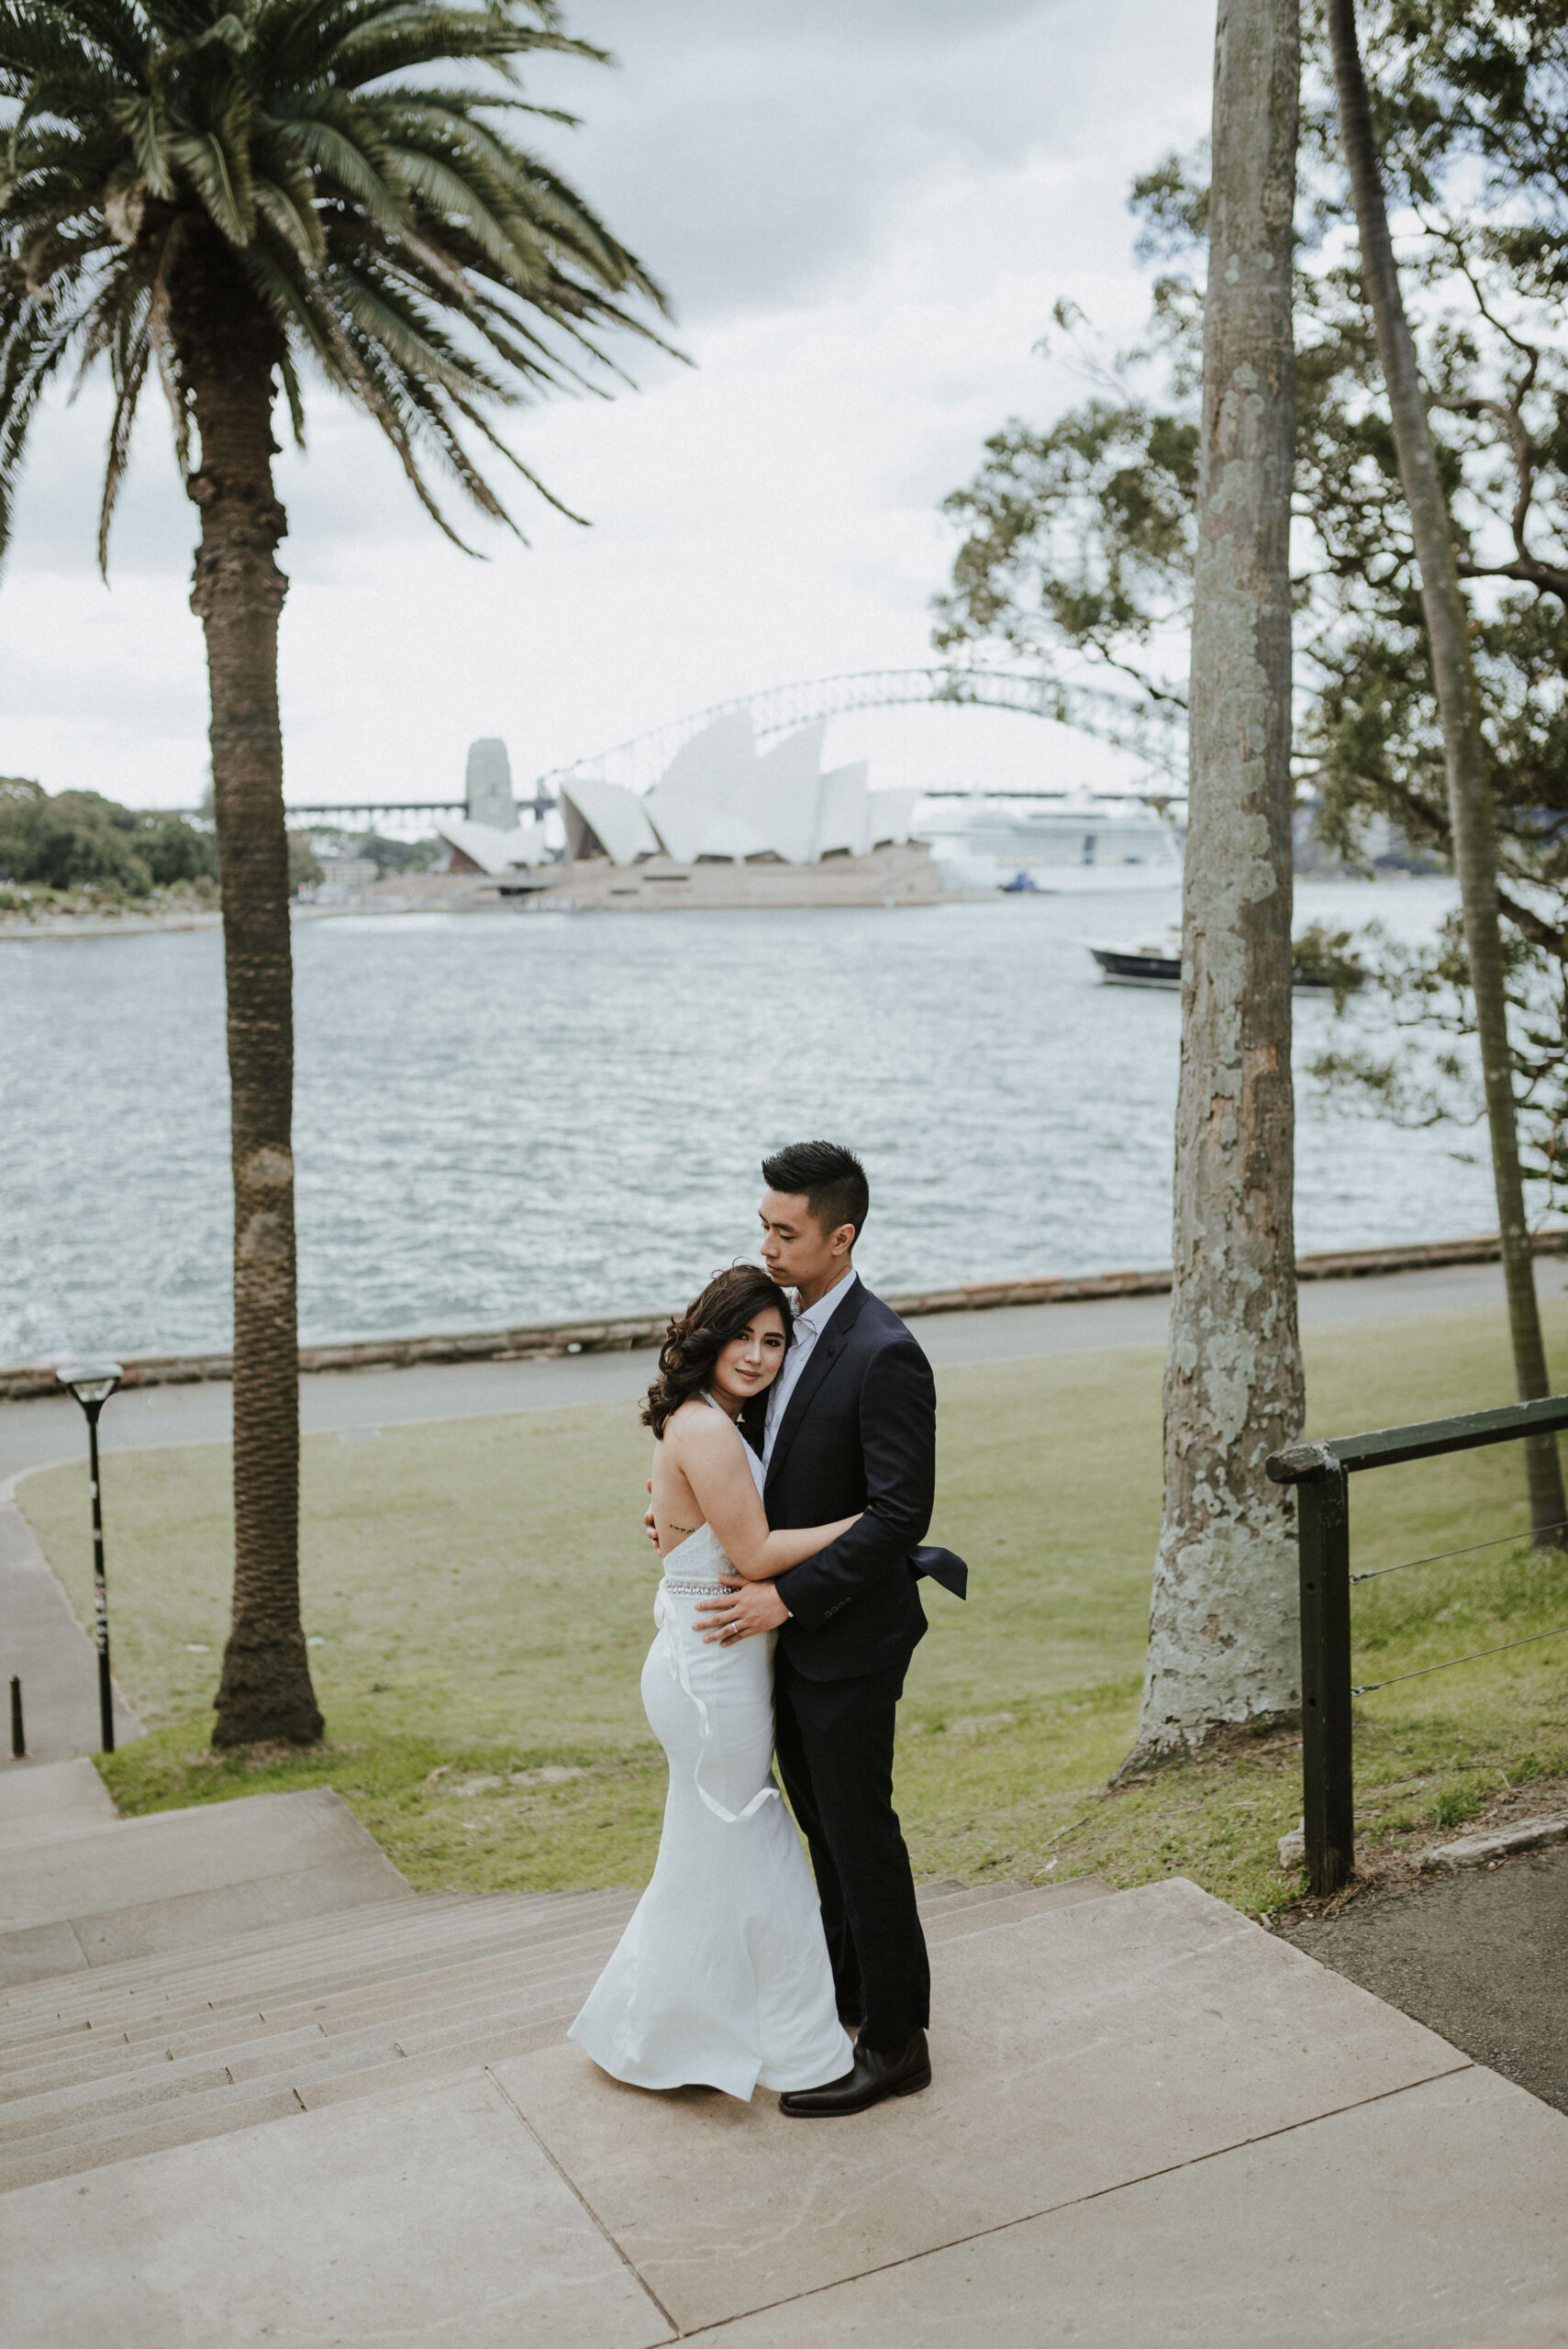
[{"left": 18, "top": 1297, "right": 1568, "bottom": 1918}]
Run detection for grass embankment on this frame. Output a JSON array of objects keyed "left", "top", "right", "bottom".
[{"left": 17, "top": 1299, "right": 1568, "bottom": 1917}]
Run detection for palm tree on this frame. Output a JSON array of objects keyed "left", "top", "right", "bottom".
[
  {"left": 1127, "top": 0, "right": 1305, "bottom": 1767},
  {"left": 0, "top": 0, "right": 671, "bottom": 1745},
  {"left": 1325, "top": 0, "right": 1565, "bottom": 1546}
]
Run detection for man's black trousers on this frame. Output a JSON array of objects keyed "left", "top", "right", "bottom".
[{"left": 773, "top": 1652, "right": 930, "bottom": 2052}]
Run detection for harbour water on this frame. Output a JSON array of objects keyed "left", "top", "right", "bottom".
[{"left": 1, "top": 877, "right": 1498, "bottom": 1365}]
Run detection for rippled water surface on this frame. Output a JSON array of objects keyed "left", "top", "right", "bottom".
[{"left": 1, "top": 879, "right": 1496, "bottom": 1362}]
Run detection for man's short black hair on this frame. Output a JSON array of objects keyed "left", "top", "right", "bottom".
[{"left": 762, "top": 1141, "right": 870, "bottom": 1247}]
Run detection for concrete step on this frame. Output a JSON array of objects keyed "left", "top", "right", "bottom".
[
  {"left": 0, "top": 1893, "right": 528, "bottom": 2035},
  {"left": 0, "top": 1878, "right": 1040, "bottom": 2074},
  {"left": 0, "top": 1890, "right": 470, "bottom": 2019},
  {"left": 11, "top": 1876, "right": 1544, "bottom": 2349},
  {"left": 0, "top": 1917, "right": 637, "bottom": 2101},
  {"left": 0, "top": 1999, "right": 596, "bottom": 2192},
  {"left": 0, "top": 1789, "right": 413, "bottom": 1987},
  {"left": 924, "top": 1879, "right": 1111, "bottom": 1943},
  {"left": 0, "top": 1759, "right": 117, "bottom": 1830},
  {"left": 0, "top": 1880, "right": 1081, "bottom": 2098},
  {"left": 0, "top": 1813, "right": 135, "bottom": 1856},
  {"left": 0, "top": 1885, "right": 624, "bottom": 2025},
  {"left": 0, "top": 1885, "right": 1098, "bottom": 2149},
  {"left": 6, "top": 1857, "right": 1015, "bottom": 2023},
  {"left": 0, "top": 1891, "right": 640, "bottom": 2055},
  {"left": 0, "top": 1897, "right": 497, "bottom": 2034}
]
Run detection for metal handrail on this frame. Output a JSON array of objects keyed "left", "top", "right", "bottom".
[{"left": 1265, "top": 1392, "right": 1568, "bottom": 1895}]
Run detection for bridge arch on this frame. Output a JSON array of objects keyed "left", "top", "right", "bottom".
[{"left": 534, "top": 667, "right": 1184, "bottom": 799}]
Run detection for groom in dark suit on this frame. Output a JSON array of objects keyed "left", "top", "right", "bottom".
[{"left": 696, "top": 1141, "right": 966, "bottom": 2117}]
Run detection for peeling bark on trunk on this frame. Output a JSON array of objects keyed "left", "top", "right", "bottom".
[
  {"left": 174, "top": 250, "right": 323, "bottom": 1746},
  {"left": 1327, "top": 0, "right": 1565, "bottom": 1547},
  {"left": 1129, "top": 0, "right": 1305, "bottom": 1766}
]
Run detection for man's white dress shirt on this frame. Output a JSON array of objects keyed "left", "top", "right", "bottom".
[{"left": 762, "top": 1267, "right": 859, "bottom": 1472}]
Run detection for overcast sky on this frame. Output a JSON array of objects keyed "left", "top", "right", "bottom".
[{"left": 0, "top": 0, "right": 1215, "bottom": 812}]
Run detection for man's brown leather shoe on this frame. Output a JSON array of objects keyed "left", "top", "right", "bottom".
[{"left": 778, "top": 2031, "right": 930, "bottom": 2117}]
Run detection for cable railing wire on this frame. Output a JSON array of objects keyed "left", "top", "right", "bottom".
[
  {"left": 1352, "top": 1621, "right": 1568, "bottom": 1697},
  {"left": 1349, "top": 1518, "right": 1568, "bottom": 1584}
]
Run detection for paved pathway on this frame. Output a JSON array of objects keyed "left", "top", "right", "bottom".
[
  {"left": 1, "top": 1256, "right": 1548, "bottom": 1486},
  {"left": 0, "top": 1497, "right": 139, "bottom": 1765}
]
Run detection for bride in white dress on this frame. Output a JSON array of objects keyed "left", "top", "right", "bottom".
[{"left": 570, "top": 1265, "right": 856, "bottom": 2099}]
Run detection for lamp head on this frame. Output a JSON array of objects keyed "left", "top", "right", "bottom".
[{"left": 56, "top": 1361, "right": 123, "bottom": 1408}]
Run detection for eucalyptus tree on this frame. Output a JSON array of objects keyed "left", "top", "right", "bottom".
[
  {"left": 940, "top": 9, "right": 1568, "bottom": 1598},
  {"left": 1323, "top": 0, "right": 1566, "bottom": 1542},
  {"left": 1119, "top": 0, "right": 1306, "bottom": 1762},
  {"left": 0, "top": 0, "right": 670, "bottom": 1744}
]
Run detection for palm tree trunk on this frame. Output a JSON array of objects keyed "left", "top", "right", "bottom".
[
  {"left": 1326, "top": 0, "right": 1565, "bottom": 1545},
  {"left": 177, "top": 271, "right": 323, "bottom": 1745},
  {"left": 1127, "top": 0, "right": 1305, "bottom": 1768}
]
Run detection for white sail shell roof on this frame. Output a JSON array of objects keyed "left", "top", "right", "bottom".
[
  {"left": 816, "top": 761, "right": 870, "bottom": 859},
  {"left": 560, "top": 778, "right": 664, "bottom": 864},
  {"left": 642, "top": 711, "right": 758, "bottom": 864},
  {"left": 437, "top": 818, "right": 548, "bottom": 874},
  {"left": 866, "top": 787, "right": 920, "bottom": 848},
  {"left": 560, "top": 713, "right": 926, "bottom": 869}
]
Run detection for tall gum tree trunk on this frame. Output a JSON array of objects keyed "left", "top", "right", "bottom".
[
  {"left": 1327, "top": 0, "right": 1566, "bottom": 1546},
  {"left": 1129, "top": 0, "right": 1305, "bottom": 1767},
  {"left": 178, "top": 265, "right": 323, "bottom": 1746}
]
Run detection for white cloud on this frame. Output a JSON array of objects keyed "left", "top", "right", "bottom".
[{"left": 0, "top": 0, "right": 1212, "bottom": 810}]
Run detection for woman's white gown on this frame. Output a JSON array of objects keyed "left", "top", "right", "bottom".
[{"left": 569, "top": 1422, "right": 852, "bottom": 2099}]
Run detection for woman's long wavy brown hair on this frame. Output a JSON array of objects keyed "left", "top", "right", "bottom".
[{"left": 641, "top": 1265, "right": 794, "bottom": 1441}]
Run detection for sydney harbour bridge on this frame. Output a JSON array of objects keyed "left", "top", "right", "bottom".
[{"left": 274, "top": 664, "right": 1185, "bottom": 831}]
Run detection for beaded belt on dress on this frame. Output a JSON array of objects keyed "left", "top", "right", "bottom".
[{"left": 660, "top": 1575, "right": 731, "bottom": 1597}]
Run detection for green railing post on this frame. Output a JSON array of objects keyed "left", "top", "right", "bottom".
[{"left": 1297, "top": 1462, "right": 1353, "bottom": 1896}]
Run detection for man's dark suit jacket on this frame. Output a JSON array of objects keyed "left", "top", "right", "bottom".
[{"left": 741, "top": 1279, "right": 965, "bottom": 1682}]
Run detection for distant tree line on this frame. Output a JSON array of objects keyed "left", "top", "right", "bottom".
[
  {"left": 0, "top": 777, "right": 217, "bottom": 896},
  {"left": 0, "top": 781, "right": 446, "bottom": 902}
]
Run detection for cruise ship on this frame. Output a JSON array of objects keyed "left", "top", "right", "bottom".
[{"left": 912, "top": 792, "right": 1184, "bottom": 895}]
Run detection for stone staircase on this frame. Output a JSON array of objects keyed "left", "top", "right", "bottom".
[
  {"left": 0, "top": 1759, "right": 1092, "bottom": 2196},
  {"left": 8, "top": 1757, "right": 1568, "bottom": 2344}
]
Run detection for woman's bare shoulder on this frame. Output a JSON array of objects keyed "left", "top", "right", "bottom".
[{"left": 665, "top": 1398, "right": 738, "bottom": 1451}]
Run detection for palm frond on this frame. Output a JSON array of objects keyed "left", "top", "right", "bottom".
[{"left": 0, "top": 0, "right": 677, "bottom": 568}]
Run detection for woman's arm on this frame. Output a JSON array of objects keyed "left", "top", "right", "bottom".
[{"left": 675, "top": 1412, "right": 859, "bottom": 1581}]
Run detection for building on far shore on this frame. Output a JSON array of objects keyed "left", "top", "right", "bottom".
[
  {"left": 434, "top": 715, "right": 930, "bottom": 904},
  {"left": 558, "top": 715, "right": 921, "bottom": 871}
]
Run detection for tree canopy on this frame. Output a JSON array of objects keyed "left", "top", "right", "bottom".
[
  {"left": 935, "top": 0, "right": 1568, "bottom": 1203},
  {"left": 0, "top": 0, "right": 674, "bottom": 570}
]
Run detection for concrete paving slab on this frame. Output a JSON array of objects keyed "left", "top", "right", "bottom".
[
  {"left": 57, "top": 1852, "right": 417, "bottom": 1976},
  {"left": 1284, "top": 1843, "right": 1568, "bottom": 2120},
  {"left": 0, "top": 1788, "right": 406, "bottom": 1935},
  {"left": 495, "top": 1879, "right": 1469, "bottom": 2334},
  {"left": 0, "top": 1813, "right": 128, "bottom": 1855},
  {"left": 681, "top": 2065, "right": 1568, "bottom": 2349},
  {"left": 0, "top": 1926, "right": 85, "bottom": 1994},
  {"left": 1, "top": 2069, "right": 675, "bottom": 2349},
  {"left": 0, "top": 1760, "right": 116, "bottom": 1826},
  {"left": 0, "top": 1500, "right": 139, "bottom": 1765}
]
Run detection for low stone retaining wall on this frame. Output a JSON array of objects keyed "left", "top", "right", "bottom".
[{"left": 2, "top": 1230, "right": 1558, "bottom": 1405}]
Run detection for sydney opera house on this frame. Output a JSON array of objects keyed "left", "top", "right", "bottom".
[{"left": 438, "top": 718, "right": 933, "bottom": 907}]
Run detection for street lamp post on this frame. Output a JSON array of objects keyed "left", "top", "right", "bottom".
[{"left": 55, "top": 1362, "right": 123, "bottom": 1754}]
